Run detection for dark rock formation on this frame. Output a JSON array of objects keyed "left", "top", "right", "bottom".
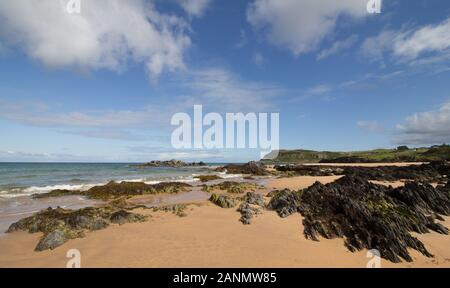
[
  {"left": 34, "top": 181, "right": 192, "bottom": 200},
  {"left": 6, "top": 205, "right": 148, "bottom": 251},
  {"left": 242, "top": 192, "right": 265, "bottom": 207},
  {"left": 267, "top": 189, "right": 303, "bottom": 218},
  {"left": 237, "top": 203, "right": 261, "bottom": 225},
  {"left": 216, "top": 161, "right": 269, "bottom": 176},
  {"left": 274, "top": 165, "right": 343, "bottom": 177},
  {"left": 275, "top": 161, "right": 450, "bottom": 182},
  {"left": 319, "top": 156, "right": 373, "bottom": 163},
  {"left": 209, "top": 194, "right": 237, "bottom": 208},
  {"left": 298, "top": 175, "right": 450, "bottom": 263}
]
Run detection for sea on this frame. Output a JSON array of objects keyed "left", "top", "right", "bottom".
[{"left": 0, "top": 162, "right": 239, "bottom": 235}]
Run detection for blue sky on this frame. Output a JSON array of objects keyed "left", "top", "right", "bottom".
[{"left": 0, "top": 0, "right": 450, "bottom": 162}]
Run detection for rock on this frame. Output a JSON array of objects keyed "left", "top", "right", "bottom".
[
  {"left": 35, "top": 230, "right": 67, "bottom": 251},
  {"left": 153, "top": 204, "right": 188, "bottom": 217},
  {"left": 136, "top": 160, "right": 206, "bottom": 168},
  {"left": 237, "top": 203, "right": 261, "bottom": 225},
  {"left": 209, "top": 194, "right": 237, "bottom": 208},
  {"left": 274, "top": 165, "right": 343, "bottom": 177},
  {"left": 194, "top": 175, "right": 222, "bottom": 182},
  {"left": 267, "top": 189, "right": 302, "bottom": 218},
  {"left": 35, "top": 181, "right": 192, "bottom": 200},
  {"left": 6, "top": 205, "right": 148, "bottom": 251},
  {"left": 109, "top": 210, "right": 147, "bottom": 225},
  {"left": 203, "top": 181, "right": 259, "bottom": 194},
  {"left": 243, "top": 192, "right": 265, "bottom": 207},
  {"left": 298, "top": 175, "right": 450, "bottom": 263},
  {"left": 216, "top": 161, "right": 270, "bottom": 176}
]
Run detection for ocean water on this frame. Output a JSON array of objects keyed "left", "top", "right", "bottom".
[
  {"left": 0, "top": 162, "right": 238, "bottom": 235},
  {"left": 0, "top": 163, "right": 224, "bottom": 199}
]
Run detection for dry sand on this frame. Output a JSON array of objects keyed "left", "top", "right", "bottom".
[{"left": 0, "top": 171, "right": 449, "bottom": 268}]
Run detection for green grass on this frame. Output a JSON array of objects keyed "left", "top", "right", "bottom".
[{"left": 262, "top": 145, "right": 450, "bottom": 164}]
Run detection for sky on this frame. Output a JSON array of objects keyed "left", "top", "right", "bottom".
[{"left": 0, "top": 0, "right": 450, "bottom": 162}]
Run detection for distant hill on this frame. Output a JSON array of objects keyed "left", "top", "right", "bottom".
[{"left": 262, "top": 145, "right": 450, "bottom": 164}]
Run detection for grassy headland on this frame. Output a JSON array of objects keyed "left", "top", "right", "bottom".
[{"left": 262, "top": 145, "right": 450, "bottom": 164}]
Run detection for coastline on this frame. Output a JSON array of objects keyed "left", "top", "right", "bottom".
[{"left": 1, "top": 163, "right": 450, "bottom": 268}]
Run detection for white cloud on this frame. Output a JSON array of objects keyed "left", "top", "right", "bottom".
[
  {"left": 177, "top": 0, "right": 212, "bottom": 17},
  {"left": 362, "top": 17, "right": 450, "bottom": 65},
  {"left": 247, "top": 0, "right": 368, "bottom": 56},
  {"left": 357, "top": 121, "right": 384, "bottom": 133},
  {"left": 179, "top": 68, "right": 284, "bottom": 111},
  {"left": 395, "top": 102, "right": 450, "bottom": 145},
  {"left": 317, "top": 35, "right": 359, "bottom": 60},
  {"left": 0, "top": 0, "right": 191, "bottom": 81}
]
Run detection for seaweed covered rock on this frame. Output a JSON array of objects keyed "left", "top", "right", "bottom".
[
  {"left": 153, "top": 204, "right": 188, "bottom": 217},
  {"left": 35, "top": 181, "right": 192, "bottom": 200},
  {"left": 136, "top": 160, "right": 206, "bottom": 168},
  {"left": 203, "top": 181, "right": 259, "bottom": 194},
  {"left": 6, "top": 205, "right": 148, "bottom": 251},
  {"left": 35, "top": 230, "right": 67, "bottom": 251},
  {"left": 194, "top": 175, "right": 222, "bottom": 182},
  {"left": 267, "top": 189, "right": 302, "bottom": 218},
  {"left": 237, "top": 203, "right": 261, "bottom": 225},
  {"left": 209, "top": 194, "right": 237, "bottom": 208},
  {"left": 298, "top": 175, "right": 450, "bottom": 263},
  {"left": 216, "top": 161, "right": 269, "bottom": 176}
]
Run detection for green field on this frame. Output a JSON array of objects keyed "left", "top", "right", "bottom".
[{"left": 262, "top": 145, "right": 450, "bottom": 164}]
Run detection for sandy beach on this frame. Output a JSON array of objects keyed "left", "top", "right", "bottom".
[{"left": 1, "top": 171, "right": 449, "bottom": 268}]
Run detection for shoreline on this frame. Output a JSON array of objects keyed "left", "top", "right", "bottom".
[{"left": 0, "top": 162, "right": 449, "bottom": 268}]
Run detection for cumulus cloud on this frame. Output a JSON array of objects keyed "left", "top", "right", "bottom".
[
  {"left": 246, "top": 0, "right": 368, "bottom": 56},
  {"left": 317, "top": 35, "right": 359, "bottom": 60},
  {"left": 177, "top": 0, "right": 212, "bottom": 17},
  {"left": 395, "top": 102, "right": 450, "bottom": 145},
  {"left": 0, "top": 0, "right": 191, "bottom": 81},
  {"left": 362, "top": 17, "right": 450, "bottom": 65}
]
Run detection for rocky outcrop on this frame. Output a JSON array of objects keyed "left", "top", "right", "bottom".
[
  {"left": 153, "top": 204, "right": 188, "bottom": 217},
  {"left": 202, "top": 181, "right": 259, "bottom": 194},
  {"left": 275, "top": 161, "right": 450, "bottom": 183},
  {"left": 298, "top": 175, "right": 450, "bottom": 263},
  {"left": 209, "top": 194, "right": 237, "bottom": 208},
  {"left": 237, "top": 192, "right": 265, "bottom": 225},
  {"left": 237, "top": 203, "right": 261, "bottom": 225},
  {"left": 34, "top": 181, "right": 192, "bottom": 200},
  {"left": 267, "top": 189, "right": 302, "bottom": 218},
  {"left": 7, "top": 205, "right": 148, "bottom": 251},
  {"left": 216, "top": 161, "right": 269, "bottom": 176},
  {"left": 274, "top": 165, "right": 344, "bottom": 177},
  {"left": 136, "top": 160, "right": 206, "bottom": 168}
]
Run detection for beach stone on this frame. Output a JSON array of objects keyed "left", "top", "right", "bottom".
[
  {"left": 35, "top": 230, "right": 67, "bottom": 251},
  {"left": 237, "top": 203, "right": 261, "bottom": 225},
  {"left": 216, "top": 161, "right": 269, "bottom": 176},
  {"left": 243, "top": 192, "right": 265, "bottom": 207}
]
